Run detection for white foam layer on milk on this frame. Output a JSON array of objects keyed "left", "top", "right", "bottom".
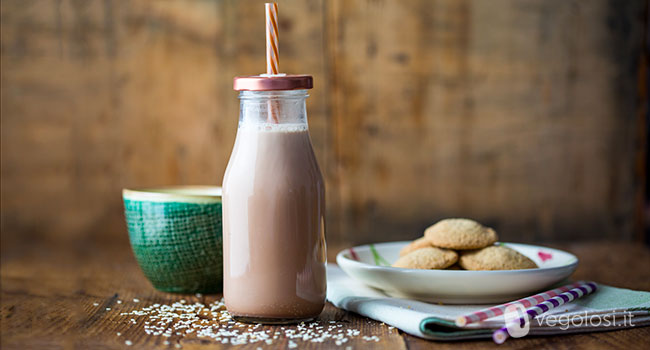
[{"left": 239, "top": 123, "right": 308, "bottom": 132}]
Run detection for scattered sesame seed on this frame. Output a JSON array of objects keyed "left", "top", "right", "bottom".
[
  {"left": 125, "top": 340, "right": 132, "bottom": 346},
  {"left": 116, "top": 332, "right": 121, "bottom": 336},
  {"left": 93, "top": 302, "right": 99, "bottom": 306},
  {"left": 133, "top": 298, "right": 140, "bottom": 303},
  {"left": 362, "top": 335, "right": 380, "bottom": 342},
  {"left": 117, "top": 300, "right": 123, "bottom": 304},
  {"left": 105, "top": 307, "right": 111, "bottom": 311},
  {"left": 113, "top": 297, "right": 383, "bottom": 347}
]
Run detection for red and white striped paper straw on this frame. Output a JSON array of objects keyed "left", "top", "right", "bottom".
[
  {"left": 455, "top": 281, "right": 586, "bottom": 327},
  {"left": 265, "top": 2, "right": 279, "bottom": 74},
  {"left": 264, "top": 2, "right": 280, "bottom": 123},
  {"left": 492, "top": 281, "right": 598, "bottom": 344}
]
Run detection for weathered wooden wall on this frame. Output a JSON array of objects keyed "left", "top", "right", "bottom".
[{"left": 1, "top": 0, "right": 646, "bottom": 247}]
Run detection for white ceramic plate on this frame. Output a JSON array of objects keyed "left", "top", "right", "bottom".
[{"left": 336, "top": 241, "right": 578, "bottom": 304}]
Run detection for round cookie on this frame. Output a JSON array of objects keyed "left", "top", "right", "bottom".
[
  {"left": 424, "top": 218, "right": 498, "bottom": 250},
  {"left": 392, "top": 247, "right": 458, "bottom": 270},
  {"left": 399, "top": 237, "right": 433, "bottom": 256},
  {"left": 459, "top": 245, "right": 538, "bottom": 270}
]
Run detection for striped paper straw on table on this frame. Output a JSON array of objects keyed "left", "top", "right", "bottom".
[
  {"left": 455, "top": 281, "right": 586, "bottom": 327},
  {"left": 492, "top": 281, "right": 598, "bottom": 344}
]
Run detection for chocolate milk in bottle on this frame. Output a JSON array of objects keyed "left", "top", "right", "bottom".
[{"left": 222, "top": 75, "right": 326, "bottom": 323}]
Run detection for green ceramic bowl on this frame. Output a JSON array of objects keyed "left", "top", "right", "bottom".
[{"left": 123, "top": 186, "right": 223, "bottom": 293}]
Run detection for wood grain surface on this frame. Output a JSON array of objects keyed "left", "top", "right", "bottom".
[
  {"left": 1, "top": 0, "right": 647, "bottom": 248},
  {"left": 1, "top": 236, "right": 649, "bottom": 349}
]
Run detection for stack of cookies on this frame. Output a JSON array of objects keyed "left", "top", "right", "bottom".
[{"left": 393, "top": 218, "right": 538, "bottom": 271}]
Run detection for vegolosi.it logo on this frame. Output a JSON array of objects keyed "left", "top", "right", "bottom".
[
  {"left": 504, "top": 303, "right": 530, "bottom": 338},
  {"left": 496, "top": 302, "right": 637, "bottom": 344}
]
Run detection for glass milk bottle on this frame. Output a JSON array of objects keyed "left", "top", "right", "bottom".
[{"left": 222, "top": 75, "right": 326, "bottom": 323}]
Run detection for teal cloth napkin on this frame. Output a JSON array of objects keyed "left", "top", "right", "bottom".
[{"left": 326, "top": 264, "right": 650, "bottom": 341}]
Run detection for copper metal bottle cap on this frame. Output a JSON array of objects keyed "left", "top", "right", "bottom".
[{"left": 233, "top": 74, "right": 313, "bottom": 91}]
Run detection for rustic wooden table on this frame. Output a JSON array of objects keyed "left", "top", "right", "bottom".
[{"left": 1, "top": 236, "right": 649, "bottom": 350}]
